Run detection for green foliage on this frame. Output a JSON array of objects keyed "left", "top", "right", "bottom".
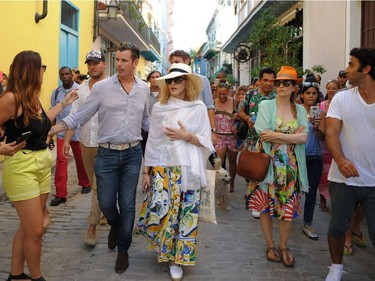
[
  {"left": 248, "top": 8, "right": 302, "bottom": 77},
  {"left": 226, "top": 73, "right": 237, "bottom": 85},
  {"left": 189, "top": 49, "right": 198, "bottom": 60},
  {"left": 303, "top": 65, "right": 327, "bottom": 76}
]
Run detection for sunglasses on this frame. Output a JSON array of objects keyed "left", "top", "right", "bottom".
[
  {"left": 165, "top": 76, "right": 187, "bottom": 85},
  {"left": 275, "top": 80, "right": 294, "bottom": 87},
  {"left": 218, "top": 82, "right": 229, "bottom": 88},
  {"left": 303, "top": 82, "right": 320, "bottom": 88},
  {"left": 41, "top": 65, "right": 47, "bottom": 72}
]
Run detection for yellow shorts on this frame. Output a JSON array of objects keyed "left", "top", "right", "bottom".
[{"left": 3, "top": 149, "right": 53, "bottom": 202}]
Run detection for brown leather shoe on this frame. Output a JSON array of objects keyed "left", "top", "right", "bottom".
[
  {"left": 115, "top": 251, "right": 129, "bottom": 273},
  {"left": 108, "top": 226, "right": 117, "bottom": 249}
]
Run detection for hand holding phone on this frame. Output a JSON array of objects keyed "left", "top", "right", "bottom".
[
  {"left": 309, "top": 106, "right": 320, "bottom": 122},
  {"left": 16, "top": 131, "right": 31, "bottom": 144}
]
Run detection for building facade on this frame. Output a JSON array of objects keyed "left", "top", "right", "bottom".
[{"left": 221, "top": 0, "right": 375, "bottom": 87}]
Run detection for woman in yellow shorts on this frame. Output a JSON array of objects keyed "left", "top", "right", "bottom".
[{"left": 0, "top": 51, "right": 77, "bottom": 281}]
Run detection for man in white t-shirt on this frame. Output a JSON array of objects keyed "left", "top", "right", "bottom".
[
  {"left": 64, "top": 50, "right": 107, "bottom": 247},
  {"left": 325, "top": 47, "right": 375, "bottom": 281}
]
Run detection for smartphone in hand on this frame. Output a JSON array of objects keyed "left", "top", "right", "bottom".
[
  {"left": 16, "top": 131, "right": 31, "bottom": 144},
  {"left": 310, "top": 106, "right": 320, "bottom": 119}
]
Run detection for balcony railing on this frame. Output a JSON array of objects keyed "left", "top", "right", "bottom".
[{"left": 118, "top": 1, "right": 160, "bottom": 52}]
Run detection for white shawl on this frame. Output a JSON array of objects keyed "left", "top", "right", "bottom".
[{"left": 144, "top": 97, "right": 215, "bottom": 192}]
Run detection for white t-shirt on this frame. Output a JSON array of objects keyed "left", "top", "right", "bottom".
[
  {"left": 327, "top": 87, "right": 375, "bottom": 186},
  {"left": 71, "top": 79, "right": 99, "bottom": 147}
]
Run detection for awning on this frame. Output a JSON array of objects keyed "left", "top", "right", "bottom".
[
  {"left": 203, "top": 49, "right": 218, "bottom": 60},
  {"left": 222, "top": 0, "right": 298, "bottom": 53},
  {"left": 140, "top": 46, "right": 160, "bottom": 62}
]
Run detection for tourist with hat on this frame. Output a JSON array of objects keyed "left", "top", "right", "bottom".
[
  {"left": 62, "top": 50, "right": 107, "bottom": 247},
  {"left": 337, "top": 70, "right": 348, "bottom": 90},
  {"left": 247, "top": 66, "right": 308, "bottom": 267},
  {"left": 134, "top": 63, "right": 214, "bottom": 281}
]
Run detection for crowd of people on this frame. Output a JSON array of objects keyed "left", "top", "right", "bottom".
[{"left": 0, "top": 46, "right": 374, "bottom": 281}]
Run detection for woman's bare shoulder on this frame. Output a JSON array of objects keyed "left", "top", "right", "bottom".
[{"left": 0, "top": 92, "right": 16, "bottom": 119}]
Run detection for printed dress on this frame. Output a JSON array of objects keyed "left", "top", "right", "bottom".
[
  {"left": 248, "top": 118, "right": 302, "bottom": 221},
  {"left": 134, "top": 166, "right": 200, "bottom": 265},
  {"left": 215, "top": 109, "right": 237, "bottom": 152}
]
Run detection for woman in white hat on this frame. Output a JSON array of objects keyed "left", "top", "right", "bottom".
[
  {"left": 135, "top": 63, "right": 214, "bottom": 281},
  {"left": 247, "top": 66, "right": 308, "bottom": 267}
]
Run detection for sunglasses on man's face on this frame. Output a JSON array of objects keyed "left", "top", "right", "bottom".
[
  {"left": 165, "top": 76, "right": 187, "bottom": 85},
  {"left": 275, "top": 80, "right": 294, "bottom": 87}
]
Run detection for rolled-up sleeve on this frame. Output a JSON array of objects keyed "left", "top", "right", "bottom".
[{"left": 63, "top": 91, "right": 100, "bottom": 130}]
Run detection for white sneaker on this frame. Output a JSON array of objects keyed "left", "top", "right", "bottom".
[
  {"left": 325, "top": 265, "right": 344, "bottom": 281},
  {"left": 251, "top": 210, "right": 260, "bottom": 219},
  {"left": 169, "top": 265, "right": 183, "bottom": 281}
]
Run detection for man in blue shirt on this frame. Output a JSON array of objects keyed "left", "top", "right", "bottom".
[
  {"left": 169, "top": 50, "right": 218, "bottom": 146},
  {"left": 49, "top": 43, "right": 150, "bottom": 274}
]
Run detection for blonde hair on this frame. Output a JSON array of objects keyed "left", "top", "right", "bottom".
[{"left": 158, "top": 76, "right": 199, "bottom": 104}]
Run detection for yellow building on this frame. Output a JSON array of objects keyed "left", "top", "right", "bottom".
[
  {"left": 0, "top": 0, "right": 94, "bottom": 109},
  {"left": 0, "top": 0, "right": 161, "bottom": 110}
]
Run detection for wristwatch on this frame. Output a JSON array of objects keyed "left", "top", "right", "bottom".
[{"left": 211, "top": 128, "right": 217, "bottom": 133}]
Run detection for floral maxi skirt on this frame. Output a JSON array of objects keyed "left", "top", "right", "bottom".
[{"left": 134, "top": 166, "right": 200, "bottom": 265}]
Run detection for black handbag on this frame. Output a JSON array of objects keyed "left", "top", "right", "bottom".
[{"left": 237, "top": 121, "right": 248, "bottom": 140}]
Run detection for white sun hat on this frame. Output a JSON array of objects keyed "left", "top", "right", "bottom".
[{"left": 155, "top": 63, "right": 202, "bottom": 93}]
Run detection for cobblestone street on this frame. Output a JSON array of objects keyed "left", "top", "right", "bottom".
[{"left": 0, "top": 162, "right": 374, "bottom": 281}]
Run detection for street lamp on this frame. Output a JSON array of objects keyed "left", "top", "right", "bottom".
[{"left": 107, "top": 0, "right": 120, "bottom": 20}]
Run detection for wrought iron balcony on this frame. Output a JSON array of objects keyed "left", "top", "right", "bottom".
[{"left": 118, "top": 1, "right": 160, "bottom": 53}]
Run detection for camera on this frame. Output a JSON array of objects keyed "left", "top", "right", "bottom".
[{"left": 79, "top": 74, "right": 89, "bottom": 80}]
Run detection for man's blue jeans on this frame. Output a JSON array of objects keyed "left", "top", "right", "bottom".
[
  {"left": 95, "top": 144, "right": 142, "bottom": 252},
  {"left": 304, "top": 157, "right": 323, "bottom": 224}
]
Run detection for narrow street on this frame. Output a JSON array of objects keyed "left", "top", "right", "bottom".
[{"left": 0, "top": 161, "right": 374, "bottom": 281}]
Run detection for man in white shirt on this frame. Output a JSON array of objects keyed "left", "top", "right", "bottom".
[
  {"left": 64, "top": 50, "right": 107, "bottom": 247},
  {"left": 141, "top": 70, "right": 161, "bottom": 156},
  {"left": 325, "top": 47, "right": 375, "bottom": 281}
]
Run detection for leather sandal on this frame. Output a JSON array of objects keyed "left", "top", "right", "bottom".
[
  {"left": 278, "top": 247, "right": 295, "bottom": 267},
  {"left": 265, "top": 247, "right": 280, "bottom": 262},
  {"left": 352, "top": 231, "right": 367, "bottom": 247},
  {"left": 343, "top": 244, "right": 354, "bottom": 256}
]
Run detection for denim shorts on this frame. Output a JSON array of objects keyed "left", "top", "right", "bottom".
[{"left": 3, "top": 149, "right": 53, "bottom": 201}]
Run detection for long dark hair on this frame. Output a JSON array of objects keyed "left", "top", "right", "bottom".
[{"left": 6, "top": 50, "right": 43, "bottom": 126}]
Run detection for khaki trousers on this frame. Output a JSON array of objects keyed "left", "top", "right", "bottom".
[{"left": 81, "top": 145, "right": 102, "bottom": 225}]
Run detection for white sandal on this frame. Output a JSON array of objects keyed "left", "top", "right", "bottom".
[{"left": 169, "top": 265, "right": 183, "bottom": 281}]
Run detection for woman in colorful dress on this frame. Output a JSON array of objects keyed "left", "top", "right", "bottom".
[
  {"left": 248, "top": 66, "right": 309, "bottom": 267},
  {"left": 214, "top": 79, "right": 238, "bottom": 192},
  {"left": 135, "top": 63, "right": 214, "bottom": 281}
]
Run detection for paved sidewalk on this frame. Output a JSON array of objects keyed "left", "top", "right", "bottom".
[{"left": 0, "top": 164, "right": 374, "bottom": 281}]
